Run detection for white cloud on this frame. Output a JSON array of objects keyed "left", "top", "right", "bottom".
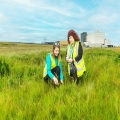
[
  {"left": 0, "top": 12, "right": 9, "bottom": 23},
  {"left": 89, "top": 13, "right": 118, "bottom": 25},
  {"left": 11, "top": 0, "right": 86, "bottom": 18},
  {"left": 16, "top": 26, "right": 49, "bottom": 31},
  {"left": 13, "top": 0, "right": 36, "bottom": 7},
  {"left": 40, "top": 20, "right": 63, "bottom": 28}
]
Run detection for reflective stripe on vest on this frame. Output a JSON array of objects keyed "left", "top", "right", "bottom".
[
  {"left": 43, "top": 53, "right": 61, "bottom": 78},
  {"left": 67, "top": 42, "right": 86, "bottom": 77}
]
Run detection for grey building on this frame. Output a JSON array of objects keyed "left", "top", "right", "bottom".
[{"left": 81, "top": 32, "right": 87, "bottom": 42}]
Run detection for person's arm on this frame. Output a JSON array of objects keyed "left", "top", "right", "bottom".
[
  {"left": 46, "top": 54, "right": 55, "bottom": 80},
  {"left": 59, "top": 61, "right": 64, "bottom": 81},
  {"left": 74, "top": 42, "right": 83, "bottom": 62}
]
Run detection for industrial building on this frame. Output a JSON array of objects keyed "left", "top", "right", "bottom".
[
  {"left": 59, "top": 41, "right": 68, "bottom": 46},
  {"left": 81, "top": 31, "right": 111, "bottom": 47},
  {"left": 81, "top": 32, "right": 87, "bottom": 43},
  {"left": 53, "top": 41, "right": 68, "bottom": 46},
  {"left": 104, "top": 39, "right": 110, "bottom": 45}
]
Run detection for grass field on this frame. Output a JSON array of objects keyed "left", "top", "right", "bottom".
[{"left": 0, "top": 42, "right": 120, "bottom": 120}]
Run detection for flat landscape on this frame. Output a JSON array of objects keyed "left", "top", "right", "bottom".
[{"left": 0, "top": 42, "right": 120, "bottom": 120}]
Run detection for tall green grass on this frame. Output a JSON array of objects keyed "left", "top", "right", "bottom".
[{"left": 0, "top": 47, "right": 120, "bottom": 120}]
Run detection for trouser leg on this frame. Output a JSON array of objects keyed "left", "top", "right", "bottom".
[
  {"left": 51, "top": 66, "right": 60, "bottom": 81},
  {"left": 70, "top": 65, "right": 77, "bottom": 82},
  {"left": 76, "top": 71, "right": 86, "bottom": 85},
  {"left": 51, "top": 66, "right": 60, "bottom": 88},
  {"left": 43, "top": 66, "right": 60, "bottom": 85}
]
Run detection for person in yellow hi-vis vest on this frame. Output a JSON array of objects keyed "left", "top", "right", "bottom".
[
  {"left": 43, "top": 42, "right": 64, "bottom": 87},
  {"left": 66, "top": 29, "right": 86, "bottom": 84}
]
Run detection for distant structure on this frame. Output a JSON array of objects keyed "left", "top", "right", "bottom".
[
  {"left": 81, "top": 32, "right": 87, "bottom": 43},
  {"left": 44, "top": 42, "right": 54, "bottom": 45},
  {"left": 55, "top": 40, "right": 67, "bottom": 46},
  {"left": 59, "top": 40, "right": 68, "bottom": 46},
  {"left": 43, "top": 40, "right": 67, "bottom": 46},
  {"left": 104, "top": 39, "right": 110, "bottom": 45},
  {"left": 83, "top": 30, "right": 111, "bottom": 47}
]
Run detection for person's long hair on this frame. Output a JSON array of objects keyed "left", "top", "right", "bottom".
[
  {"left": 67, "top": 29, "right": 80, "bottom": 44},
  {"left": 51, "top": 45, "right": 61, "bottom": 60}
]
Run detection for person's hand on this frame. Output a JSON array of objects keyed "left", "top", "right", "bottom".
[
  {"left": 66, "top": 58, "right": 73, "bottom": 63},
  {"left": 66, "top": 57, "right": 69, "bottom": 62},
  {"left": 53, "top": 77, "right": 59, "bottom": 85},
  {"left": 60, "top": 80, "right": 63, "bottom": 84}
]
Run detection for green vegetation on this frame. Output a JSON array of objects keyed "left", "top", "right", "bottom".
[{"left": 0, "top": 43, "right": 120, "bottom": 120}]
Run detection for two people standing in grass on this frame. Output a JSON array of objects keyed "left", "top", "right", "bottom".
[
  {"left": 43, "top": 42, "right": 64, "bottom": 87},
  {"left": 66, "top": 29, "right": 86, "bottom": 84}
]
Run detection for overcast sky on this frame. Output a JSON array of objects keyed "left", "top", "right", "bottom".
[{"left": 0, "top": 0, "right": 120, "bottom": 45}]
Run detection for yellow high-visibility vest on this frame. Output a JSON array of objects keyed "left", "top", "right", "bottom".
[
  {"left": 43, "top": 53, "right": 61, "bottom": 78},
  {"left": 66, "top": 42, "right": 86, "bottom": 77}
]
